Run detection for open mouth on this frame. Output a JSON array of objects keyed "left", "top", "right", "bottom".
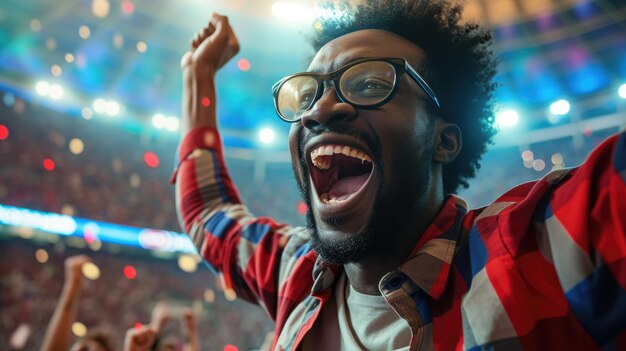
[{"left": 309, "top": 144, "right": 374, "bottom": 204}]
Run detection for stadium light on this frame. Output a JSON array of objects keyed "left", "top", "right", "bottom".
[
  {"left": 49, "top": 84, "right": 64, "bottom": 100},
  {"left": 152, "top": 113, "right": 166, "bottom": 129},
  {"left": 105, "top": 100, "right": 121, "bottom": 116},
  {"left": 619, "top": 84, "right": 626, "bottom": 99},
  {"left": 35, "top": 81, "right": 50, "bottom": 96},
  {"left": 165, "top": 116, "right": 180, "bottom": 131},
  {"left": 93, "top": 98, "right": 107, "bottom": 113},
  {"left": 549, "top": 99, "right": 570, "bottom": 115},
  {"left": 272, "top": 2, "right": 309, "bottom": 22},
  {"left": 259, "top": 127, "right": 276, "bottom": 144},
  {"left": 495, "top": 109, "right": 519, "bottom": 129}
]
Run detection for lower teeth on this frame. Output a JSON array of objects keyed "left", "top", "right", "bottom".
[{"left": 320, "top": 193, "right": 351, "bottom": 204}]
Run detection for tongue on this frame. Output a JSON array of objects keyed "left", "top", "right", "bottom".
[{"left": 328, "top": 174, "right": 369, "bottom": 199}]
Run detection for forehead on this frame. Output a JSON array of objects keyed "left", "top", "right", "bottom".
[{"left": 308, "top": 29, "right": 426, "bottom": 72}]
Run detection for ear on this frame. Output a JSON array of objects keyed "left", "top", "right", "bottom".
[{"left": 433, "top": 120, "right": 462, "bottom": 164}]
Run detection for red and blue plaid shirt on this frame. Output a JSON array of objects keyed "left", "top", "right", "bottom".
[{"left": 172, "top": 127, "right": 626, "bottom": 350}]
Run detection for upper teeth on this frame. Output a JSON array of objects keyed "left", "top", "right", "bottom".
[{"left": 310, "top": 144, "right": 372, "bottom": 169}]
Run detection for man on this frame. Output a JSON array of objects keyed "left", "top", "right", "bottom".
[{"left": 172, "top": 1, "right": 626, "bottom": 349}]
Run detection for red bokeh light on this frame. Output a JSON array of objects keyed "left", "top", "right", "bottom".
[
  {"left": 121, "top": 0, "right": 135, "bottom": 14},
  {"left": 43, "top": 158, "right": 55, "bottom": 171},
  {"left": 201, "top": 97, "right": 211, "bottom": 107},
  {"left": 237, "top": 58, "right": 251, "bottom": 72},
  {"left": 0, "top": 124, "right": 8, "bottom": 140},
  {"left": 134, "top": 322, "right": 142, "bottom": 330},
  {"left": 224, "top": 345, "right": 238, "bottom": 351},
  {"left": 297, "top": 201, "right": 308, "bottom": 215},
  {"left": 84, "top": 230, "right": 96, "bottom": 244},
  {"left": 143, "top": 151, "right": 159, "bottom": 168},
  {"left": 124, "top": 265, "right": 137, "bottom": 280}
]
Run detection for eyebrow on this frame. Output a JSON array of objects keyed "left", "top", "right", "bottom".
[{"left": 307, "top": 55, "right": 371, "bottom": 74}]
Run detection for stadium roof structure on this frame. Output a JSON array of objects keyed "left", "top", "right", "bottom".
[{"left": 1, "top": 0, "right": 625, "bottom": 151}]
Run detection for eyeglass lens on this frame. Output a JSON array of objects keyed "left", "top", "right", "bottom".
[{"left": 276, "top": 61, "right": 397, "bottom": 121}]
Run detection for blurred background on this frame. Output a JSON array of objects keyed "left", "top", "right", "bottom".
[{"left": 1, "top": 0, "right": 625, "bottom": 350}]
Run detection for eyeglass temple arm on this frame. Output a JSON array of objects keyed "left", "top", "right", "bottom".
[{"left": 405, "top": 64, "right": 441, "bottom": 108}]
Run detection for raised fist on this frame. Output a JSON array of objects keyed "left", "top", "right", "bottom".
[
  {"left": 123, "top": 325, "right": 156, "bottom": 351},
  {"left": 64, "top": 255, "right": 91, "bottom": 292},
  {"left": 180, "top": 13, "right": 240, "bottom": 74}
]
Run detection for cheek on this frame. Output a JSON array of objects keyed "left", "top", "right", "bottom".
[
  {"left": 288, "top": 126, "right": 307, "bottom": 184},
  {"left": 378, "top": 117, "right": 433, "bottom": 173},
  {"left": 288, "top": 126, "right": 301, "bottom": 164}
]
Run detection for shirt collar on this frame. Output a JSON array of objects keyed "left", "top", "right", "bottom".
[
  {"left": 311, "top": 195, "right": 468, "bottom": 299},
  {"left": 397, "top": 195, "right": 468, "bottom": 299}
]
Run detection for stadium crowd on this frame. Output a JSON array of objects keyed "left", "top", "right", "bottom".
[{"left": 0, "top": 237, "right": 273, "bottom": 350}]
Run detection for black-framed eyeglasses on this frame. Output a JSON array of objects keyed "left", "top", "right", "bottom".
[{"left": 271, "top": 57, "right": 440, "bottom": 123}]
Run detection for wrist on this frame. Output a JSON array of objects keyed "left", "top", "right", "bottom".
[{"left": 182, "top": 71, "right": 218, "bottom": 134}]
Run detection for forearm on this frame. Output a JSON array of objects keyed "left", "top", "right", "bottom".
[
  {"left": 183, "top": 332, "right": 200, "bottom": 351},
  {"left": 181, "top": 65, "right": 218, "bottom": 134},
  {"left": 40, "top": 285, "right": 80, "bottom": 351}
]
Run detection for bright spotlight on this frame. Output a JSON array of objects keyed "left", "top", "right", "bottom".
[
  {"left": 619, "top": 84, "right": 626, "bottom": 99},
  {"left": 259, "top": 127, "right": 276, "bottom": 144},
  {"left": 495, "top": 109, "right": 519, "bottom": 128},
  {"left": 49, "top": 84, "right": 64, "bottom": 100},
  {"left": 152, "top": 113, "right": 166, "bottom": 129},
  {"left": 35, "top": 81, "right": 50, "bottom": 96},
  {"left": 549, "top": 99, "right": 570, "bottom": 115},
  {"left": 165, "top": 116, "right": 180, "bottom": 131},
  {"left": 271, "top": 2, "right": 309, "bottom": 22},
  {"left": 105, "top": 101, "right": 121, "bottom": 116},
  {"left": 93, "top": 98, "right": 107, "bottom": 113}
]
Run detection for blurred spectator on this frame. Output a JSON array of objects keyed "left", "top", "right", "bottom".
[
  {"left": 41, "top": 254, "right": 117, "bottom": 351},
  {"left": 0, "top": 238, "right": 273, "bottom": 351}
]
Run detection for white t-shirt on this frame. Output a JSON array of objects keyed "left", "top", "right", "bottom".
[{"left": 302, "top": 272, "right": 411, "bottom": 350}]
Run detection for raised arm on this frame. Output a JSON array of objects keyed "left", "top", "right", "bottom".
[
  {"left": 179, "top": 13, "right": 239, "bottom": 134},
  {"left": 40, "top": 255, "right": 90, "bottom": 351},
  {"left": 123, "top": 325, "right": 156, "bottom": 351},
  {"left": 181, "top": 308, "right": 200, "bottom": 351},
  {"left": 173, "top": 13, "right": 312, "bottom": 320}
]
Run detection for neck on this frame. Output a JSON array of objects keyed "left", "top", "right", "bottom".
[{"left": 343, "top": 189, "right": 444, "bottom": 295}]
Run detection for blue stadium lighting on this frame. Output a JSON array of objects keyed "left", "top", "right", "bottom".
[
  {"left": 2, "top": 92, "right": 15, "bottom": 107},
  {"left": 495, "top": 109, "right": 519, "bottom": 129},
  {"left": 549, "top": 99, "right": 571, "bottom": 115},
  {"left": 619, "top": 84, "right": 626, "bottom": 99},
  {"left": 259, "top": 127, "right": 276, "bottom": 144},
  {"left": 0, "top": 204, "right": 195, "bottom": 253},
  {"left": 0, "top": 204, "right": 77, "bottom": 235}
]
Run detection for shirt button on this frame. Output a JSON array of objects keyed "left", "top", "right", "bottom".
[{"left": 386, "top": 274, "right": 406, "bottom": 290}]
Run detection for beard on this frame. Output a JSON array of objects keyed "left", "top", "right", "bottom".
[{"left": 293, "top": 125, "right": 434, "bottom": 265}]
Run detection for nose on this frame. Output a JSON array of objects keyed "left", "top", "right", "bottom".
[{"left": 299, "top": 87, "right": 357, "bottom": 131}]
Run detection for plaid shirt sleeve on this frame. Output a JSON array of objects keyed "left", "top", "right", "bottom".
[
  {"left": 540, "top": 131, "right": 626, "bottom": 344},
  {"left": 171, "top": 127, "right": 312, "bottom": 320},
  {"left": 462, "top": 131, "right": 626, "bottom": 349}
]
